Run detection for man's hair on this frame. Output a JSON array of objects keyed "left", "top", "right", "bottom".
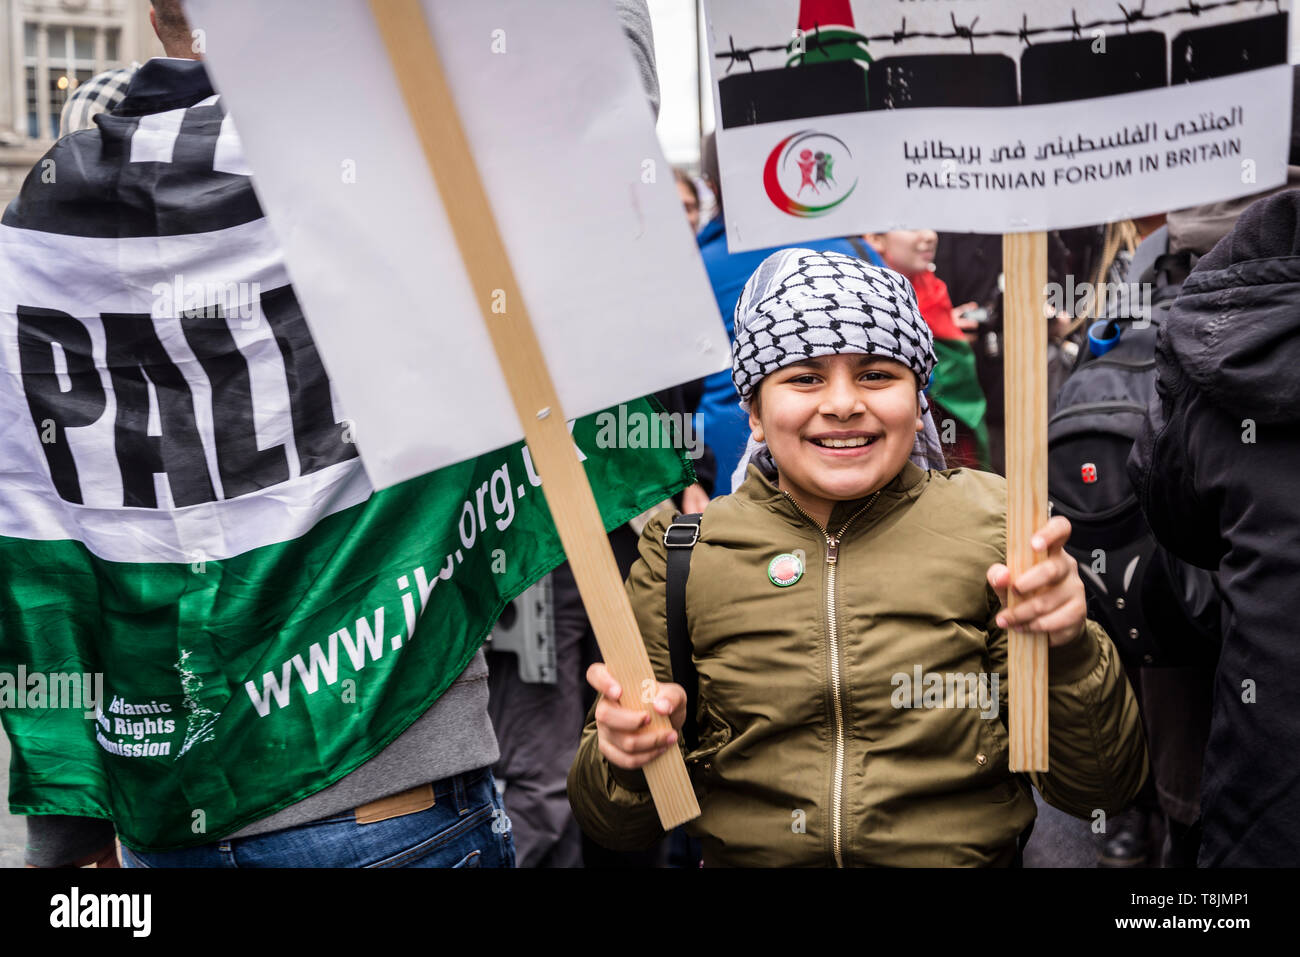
[
  {"left": 700, "top": 131, "right": 721, "bottom": 210},
  {"left": 151, "top": 0, "right": 191, "bottom": 44},
  {"left": 673, "top": 167, "right": 699, "bottom": 204}
]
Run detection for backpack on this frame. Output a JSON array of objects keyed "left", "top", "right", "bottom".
[{"left": 1046, "top": 228, "right": 1220, "bottom": 668}]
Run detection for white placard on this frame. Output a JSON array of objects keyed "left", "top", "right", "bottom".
[
  {"left": 705, "top": 0, "right": 1292, "bottom": 251},
  {"left": 184, "top": 0, "right": 729, "bottom": 489}
]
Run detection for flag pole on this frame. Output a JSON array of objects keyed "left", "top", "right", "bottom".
[
  {"left": 369, "top": 0, "right": 700, "bottom": 829},
  {"left": 1002, "top": 231, "right": 1050, "bottom": 771}
]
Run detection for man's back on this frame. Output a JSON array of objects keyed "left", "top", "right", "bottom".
[
  {"left": 1129, "top": 189, "right": 1300, "bottom": 866},
  {"left": 1, "top": 56, "right": 502, "bottom": 863}
]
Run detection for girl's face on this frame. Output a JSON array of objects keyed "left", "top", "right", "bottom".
[
  {"left": 749, "top": 354, "right": 923, "bottom": 530},
  {"left": 866, "top": 229, "right": 938, "bottom": 277}
]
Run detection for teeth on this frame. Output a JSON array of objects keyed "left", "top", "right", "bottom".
[{"left": 815, "top": 437, "right": 873, "bottom": 448}]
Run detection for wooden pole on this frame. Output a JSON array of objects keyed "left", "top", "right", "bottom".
[
  {"left": 369, "top": 0, "right": 700, "bottom": 829},
  {"left": 1002, "top": 232, "right": 1050, "bottom": 772}
]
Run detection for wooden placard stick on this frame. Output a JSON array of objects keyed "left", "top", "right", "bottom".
[
  {"left": 1002, "top": 231, "right": 1050, "bottom": 772},
  {"left": 369, "top": 0, "right": 700, "bottom": 829}
]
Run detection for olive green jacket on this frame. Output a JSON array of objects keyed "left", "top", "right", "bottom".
[{"left": 567, "top": 460, "right": 1149, "bottom": 867}]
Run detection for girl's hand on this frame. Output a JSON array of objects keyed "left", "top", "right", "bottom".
[
  {"left": 680, "top": 482, "right": 710, "bottom": 516},
  {"left": 986, "top": 515, "right": 1088, "bottom": 647},
  {"left": 952, "top": 301, "right": 980, "bottom": 343},
  {"left": 586, "top": 662, "right": 686, "bottom": 770}
]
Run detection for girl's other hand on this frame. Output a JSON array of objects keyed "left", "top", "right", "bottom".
[
  {"left": 952, "top": 301, "right": 981, "bottom": 343},
  {"left": 586, "top": 662, "right": 686, "bottom": 770},
  {"left": 681, "top": 483, "right": 710, "bottom": 516},
  {"left": 952, "top": 301, "right": 980, "bottom": 330},
  {"left": 985, "top": 515, "right": 1088, "bottom": 647}
]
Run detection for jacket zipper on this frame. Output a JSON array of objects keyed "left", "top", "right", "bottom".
[{"left": 781, "top": 489, "right": 881, "bottom": 868}]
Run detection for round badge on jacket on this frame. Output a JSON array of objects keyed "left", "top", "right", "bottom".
[{"left": 768, "top": 552, "right": 804, "bottom": 587}]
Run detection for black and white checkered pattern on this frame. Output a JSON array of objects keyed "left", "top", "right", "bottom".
[
  {"left": 731, "top": 249, "right": 936, "bottom": 404},
  {"left": 59, "top": 65, "right": 139, "bottom": 138}
]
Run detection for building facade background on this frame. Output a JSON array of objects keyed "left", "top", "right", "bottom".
[{"left": 0, "top": 0, "right": 160, "bottom": 206}]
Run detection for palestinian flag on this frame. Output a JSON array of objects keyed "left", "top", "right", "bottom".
[
  {"left": 909, "top": 269, "right": 991, "bottom": 470},
  {"left": 789, "top": 0, "right": 871, "bottom": 70},
  {"left": 0, "top": 60, "right": 690, "bottom": 851}
]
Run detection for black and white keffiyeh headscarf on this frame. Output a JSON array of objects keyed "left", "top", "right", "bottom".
[{"left": 729, "top": 248, "right": 948, "bottom": 492}]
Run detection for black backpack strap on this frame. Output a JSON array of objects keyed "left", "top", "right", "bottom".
[
  {"left": 846, "top": 235, "right": 874, "bottom": 262},
  {"left": 664, "top": 513, "right": 702, "bottom": 752},
  {"left": 1154, "top": 249, "right": 1197, "bottom": 289}
]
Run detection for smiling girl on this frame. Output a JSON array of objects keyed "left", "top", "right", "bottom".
[{"left": 567, "top": 250, "right": 1147, "bottom": 867}]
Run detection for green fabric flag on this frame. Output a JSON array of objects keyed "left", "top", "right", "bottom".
[
  {"left": 930, "top": 337, "right": 991, "bottom": 469},
  {"left": 0, "top": 404, "right": 690, "bottom": 851}
]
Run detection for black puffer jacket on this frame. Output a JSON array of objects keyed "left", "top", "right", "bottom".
[{"left": 1128, "top": 189, "right": 1300, "bottom": 867}]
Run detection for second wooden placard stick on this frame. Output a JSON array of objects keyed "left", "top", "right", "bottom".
[
  {"left": 368, "top": 0, "right": 700, "bottom": 829},
  {"left": 1002, "top": 231, "right": 1050, "bottom": 772}
]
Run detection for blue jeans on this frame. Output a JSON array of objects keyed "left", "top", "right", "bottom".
[{"left": 121, "top": 768, "right": 515, "bottom": 868}]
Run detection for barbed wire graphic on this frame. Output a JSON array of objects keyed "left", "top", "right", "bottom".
[{"left": 716, "top": 0, "right": 1284, "bottom": 71}]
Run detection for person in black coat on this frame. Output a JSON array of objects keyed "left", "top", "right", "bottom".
[{"left": 1128, "top": 188, "right": 1300, "bottom": 867}]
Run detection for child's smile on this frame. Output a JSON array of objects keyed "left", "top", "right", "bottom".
[
  {"left": 750, "top": 353, "right": 924, "bottom": 529},
  {"left": 806, "top": 430, "right": 879, "bottom": 453}
]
